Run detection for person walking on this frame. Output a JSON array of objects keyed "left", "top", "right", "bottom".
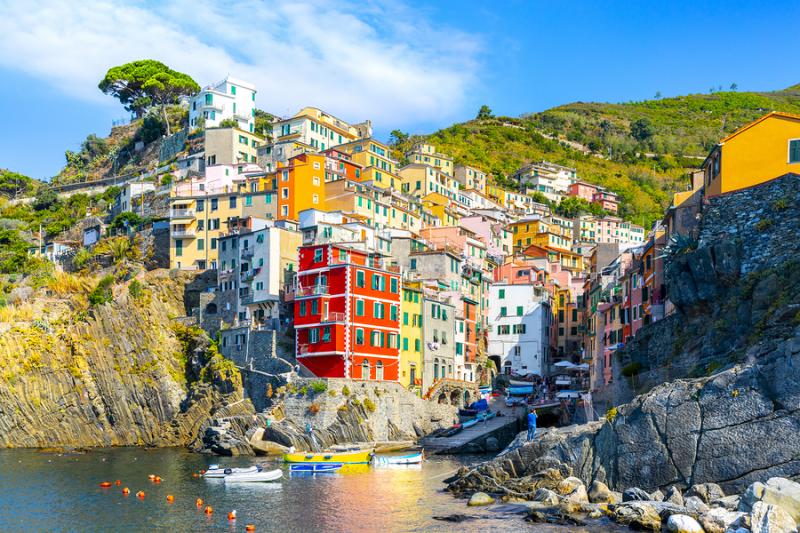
[{"left": 527, "top": 409, "right": 537, "bottom": 441}]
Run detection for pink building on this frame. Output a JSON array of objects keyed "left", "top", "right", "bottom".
[
  {"left": 592, "top": 190, "right": 619, "bottom": 213},
  {"left": 567, "top": 181, "right": 598, "bottom": 202}
]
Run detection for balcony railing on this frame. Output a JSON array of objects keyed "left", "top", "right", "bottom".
[
  {"left": 170, "top": 209, "right": 195, "bottom": 218},
  {"left": 322, "top": 312, "right": 347, "bottom": 322},
  {"left": 171, "top": 229, "right": 196, "bottom": 238},
  {"left": 296, "top": 285, "right": 329, "bottom": 297},
  {"left": 241, "top": 247, "right": 254, "bottom": 258}
]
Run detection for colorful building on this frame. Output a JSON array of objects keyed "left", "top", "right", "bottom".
[
  {"left": 454, "top": 165, "right": 487, "bottom": 192},
  {"left": 268, "top": 153, "right": 327, "bottom": 221},
  {"left": 189, "top": 76, "right": 257, "bottom": 132},
  {"left": 335, "top": 138, "right": 400, "bottom": 189},
  {"left": 405, "top": 143, "right": 454, "bottom": 175},
  {"left": 400, "top": 283, "right": 424, "bottom": 394},
  {"left": 294, "top": 244, "right": 401, "bottom": 380}
]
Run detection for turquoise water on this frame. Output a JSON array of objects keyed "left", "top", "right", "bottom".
[{"left": 0, "top": 448, "right": 619, "bottom": 532}]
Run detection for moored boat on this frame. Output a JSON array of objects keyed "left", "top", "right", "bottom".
[
  {"left": 283, "top": 448, "right": 374, "bottom": 464},
  {"left": 373, "top": 451, "right": 423, "bottom": 465},
  {"left": 223, "top": 467, "right": 283, "bottom": 483},
  {"left": 204, "top": 465, "right": 259, "bottom": 478},
  {"left": 289, "top": 463, "right": 343, "bottom": 473}
]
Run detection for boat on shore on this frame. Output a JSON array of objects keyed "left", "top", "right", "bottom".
[
  {"left": 224, "top": 467, "right": 283, "bottom": 483},
  {"left": 373, "top": 452, "right": 423, "bottom": 465},
  {"left": 289, "top": 463, "right": 343, "bottom": 473},
  {"left": 283, "top": 448, "right": 374, "bottom": 464},
  {"left": 204, "top": 465, "right": 259, "bottom": 478}
]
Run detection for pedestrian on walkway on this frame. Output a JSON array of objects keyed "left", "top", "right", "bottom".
[{"left": 527, "top": 409, "right": 537, "bottom": 441}]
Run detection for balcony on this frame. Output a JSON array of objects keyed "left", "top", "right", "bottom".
[
  {"left": 296, "top": 285, "right": 329, "bottom": 297},
  {"left": 321, "top": 312, "right": 346, "bottom": 323},
  {"left": 171, "top": 229, "right": 196, "bottom": 238},
  {"left": 170, "top": 208, "right": 195, "bottom": 220},
  {"left": 241, "top": 247, "right": 254, "bottom": 258}
]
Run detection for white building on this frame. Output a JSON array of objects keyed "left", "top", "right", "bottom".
[
  {"left": 189, "top": 76, "right": 256, "bottom": 133},
  {"left": 513, "top": 161, "right": 576, "bottom": 203},
  {"left": 488, "top": 283, "right": 551, "bottom": 377}
]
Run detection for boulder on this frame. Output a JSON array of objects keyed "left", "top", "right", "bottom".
[
  {"left": 698, "top": 507, "right": 745, "bottom": 533},
  {"left": 613, "top": 502, "right": 662, "bottom": 531},
  {"left": 750, "top": 501, "right": 798, "bottom": 533},
  {"left": 687, "top": 483, "right": 725, "bottom": 504},
  {"left": 685, "top": 495, "right": 710, "bottom": 515},
  {"left": 589, "top": 480, "right": 617, "bottom": 504},
  {"left": 484, "top": 437, "right": 500, "bottom": 452},
  {"left": 624, "top": 487, "right": 653, "bottom": 502},
  {"left": 651, "top": 489, "right": 665, "bottom": 502},
  {"left": 565, "top": 484, "right": 588, "bottom": 503},
  {"left": 711, "top": 495, "right": 740, "bottom": 511},
  {"left": 557, "top": 476, "right": 585, "bottom": 495},
  {"left": 467, "top": 492, "right": 495, "bottom": 506},
  {"left": 666, "top": 514, "right": 704, "bottom": 533},
  {"left": 532, "top": 488, "right": 560, "bottom": 505},
  {"left": 740, "top": 478, "right": 800, "bottom": 522},
  {"left": 665, "top": 486, "right": 685, "bottom": 506}
]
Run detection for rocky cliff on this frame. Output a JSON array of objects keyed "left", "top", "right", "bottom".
[
  {"left": 0, "top": 268, "right": 253, "bottom": 448},
  {"left": 449, "top": 174, "right": 800, "bottom": 497}
]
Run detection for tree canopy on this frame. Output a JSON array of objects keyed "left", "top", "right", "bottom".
[
  {"left": 476, "top": 105, "right": 494, "bottom": 120},
  {"left": 0, "top": 170, "right": 36, "bottom": 199},
  {"left": 98, "top": 60, "right": 199, "bottom": 134}
]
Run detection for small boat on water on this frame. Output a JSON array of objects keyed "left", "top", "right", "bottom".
[
  {"left": 289, "top": 463, "right": 343, "bottom": 473},
  {"left": 373, "top": 452, "right": 423, "bottom": 465},
  {"left": 283, "top": 448, "right": 374, "bottom": 464},
  {"left": 204, "top": 465, "right": 259, "bottom": 478},
  {"left": 224, "top": 466, "right": 283, "bottom": 483},
  {"left": 507, "top": 385, "right": 534, "bottom": 396}
]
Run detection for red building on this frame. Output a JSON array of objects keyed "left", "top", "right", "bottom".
[
  {"left": 294, "top": 243, "right": 401, "bottom": 381},
  {"left": 591, "top": 190, "right": 619, "bottom": 214}
]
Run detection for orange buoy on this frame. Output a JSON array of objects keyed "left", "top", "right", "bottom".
[
  {"left": 154, "top": 476, "right": 162, "bottom": 484},
  {"left": 122, "top": 487, "right": 130, "bottom": 495},
  {"left": 245, "top": 525, "right": 255, "bottom": 532},
  {"left": 192, "top": 472, "right": 199, "bottom": 478},
  {"left": 166, "top": 495, "right": 174, "bottom": 503},
  {"left": 204, "top": 506, "right": 213, "bottom": 515},
  {"left": 99, "top": 481, "right": 112, "bottom": 488},
  {"left": 199, "top": 469, "right": 205, "bottom": 474},
  {"left": 227, "top": 510, "right": 237, "bottom": 521},
  {"left": 136, "top": 491, "right": 145, "bottom": 499},
  {"left": 196, "top": 498, "right": 203, "bottom": 507},
  {"left": 115, "top": 480, "right": 121, "bottom": 486}
]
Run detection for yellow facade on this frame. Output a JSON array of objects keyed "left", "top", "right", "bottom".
[
  {"left": 335, "top": 139, "right": 399, "bottom": 189},
  {"left": 398, "top": 164, "right": 460, "bottom": 201},
  {"left": 510, "top": 218, "right": 548, "bottom": 250},
  {"left": 405, "top": 143, "right": 454, "bottom": 175},
  {"left": 265, "top": 153, "right": 326, "bottom": 221},
  {"left": 704, "top": 112, "right": 800, "bottom": 196},
  {"left": 400, "top": 284, "right": 424, "bottom": 394}
]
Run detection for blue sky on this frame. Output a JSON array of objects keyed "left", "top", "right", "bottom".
[{"left": 1, "top": 0, "right": 799, "bottom": 180}]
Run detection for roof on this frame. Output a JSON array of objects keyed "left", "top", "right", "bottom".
[{"left": 719, "top": 111, "right": 800, "bottom": 144}]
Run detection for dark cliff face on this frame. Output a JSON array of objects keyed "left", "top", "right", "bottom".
[
  {"left": 0, "top": 270, "right": 252, "bottom": 448},
  {"left": 450, "top": 174, "right": 800, "bottom": 495}
]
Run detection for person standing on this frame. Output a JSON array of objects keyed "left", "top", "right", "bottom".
[{"left": 527, "top": 409, "right": 537, "bottom": 441}]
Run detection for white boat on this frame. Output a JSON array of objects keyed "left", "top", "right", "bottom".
[
  {"left": 373, "top": 451, "right": 424, "bottom": 465},
  {"left": 204, "top": 465, "right": 259, "bottom": 478},
  {"left": 223, "top": 467, "right": 283, "bottom": 483}
]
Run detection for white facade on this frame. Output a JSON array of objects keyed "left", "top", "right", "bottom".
[
  {"left": 189, "top": 76, "right": 256, "bottom": 132},
  {"left": 488, "top": 283, "right": 550, "bottom": 377}
]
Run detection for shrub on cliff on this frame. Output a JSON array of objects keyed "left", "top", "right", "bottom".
[
  {"left": 310, "top": 380, "right": 327, "bottom": 394},
  {"left": 363, "top": 397, "right": 376, "bottom": 413},
  {"left": 88, "top": 275, "right": 114, "bottom": 306}
]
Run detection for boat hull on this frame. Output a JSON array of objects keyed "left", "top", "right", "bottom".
[
  {"left": 283, "top": 449, "right": 373, "bottom": 464},
  {"left": 223, "top": 469, "right": 283, "bottom": 483},
  {"left": 204, "top": 466, "right": 258, "bottom": 478},
  {"left": 374, "top": 452, "right": 423, "bottom": 465},
  {"left": 290, "top": 463, "right": 343, "bottom": 473}
]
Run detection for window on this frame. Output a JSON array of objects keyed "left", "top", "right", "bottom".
[
  {"left": 313, "top": 248, "right": 323, "bottom": 263},
  {"left": 230, "top": 85, "right": 236, "bottom": 95},
  {"left": 403, "top": 312, "right": 409, "bottom": 325},
  {"left": 499, "top": 289, "right": 505, "bottom": 299},
  {"left": 229, "top": 196, "right": 237, "bottom": 209},
  {"left": 211, "top": 198, "right": 218, "bottom": 211},
  {"left": 356, "top": 270, "right": 365, "bottom": 287},
  {"left": 372, "top": 274, "right": 383, "bottom": 290},
  {"left": 414, "top": 338, "right": 421, "bottom": 352},
  {"left": 390, "top": 305, "right": 398, "bottom": 321},
  {"left": 204, "top": 93, "right": 212, "bottom": 105},
  {"left": 312, "top": 194, "right": 319, "bottom": 204},
  {"left": 356, "top": 299, "right": 365, "bottom": 316},
  {"left": 309, "top": 328, "right": 319, "bottom": 343},
  {"left": 281, "top": 188, "right": 289, "bottom": 199},
  {"left": 322, "top": 326, "right": 331, "bottom": 342},
  {"left": 410, "top": 258, "right": 417, "bottom": 270},
  {"left": 513, "top": 324, "right": 527, "bottom": 334},
  {"left": 196, "top": 199, "right": 205, "bottom": 211},
  {"left": 313, "top": 176, "right": 320, "bottom": 186},
  {"left": 500, "top": 307, "right": 507, "bottom": 317},
  {"left": 239, "top": 135, "right": 248, "bottom": 144},
  {"left": 362, "top": 359, "right": 370, "bottom": 380},
  {"left": 281, "top": 205, "right": 288, "bottom": 217},
  {"left": 373, "top": 302, "right": 384, "bottom": 319},
  {"left": 790, "top": 139, "right": 800, "bottom": 163},
  {"left": 245, "top": 195, "right": 252, "bottom": 206},
  {"left": 311, "top": 299, "right": 318, "bottom": 315},
  {"left": 355, "top": 328, "right": 364, "bottom": 345},
  {"left": 175, "top": 239, "right": 183, "bottom": 257},
  {"left": 371, "top": 331, "right": 383, "bottom": 347},
  {"left": 390, "top": 278, "right": 398, "bottom": 293},
  {"left": 299, "top": 301, "right": 306, "bottom": 316},
  {"left": 282, "top": 170, "right": 289, "bottom": 182},
  {"left": 197, "top": 238, "right": 204, "bottom": 251},
  {"left": 403, "top": 337, "right": 409, "bottom": 350},
  {"left": 517, "top": 306, "right": 524, "bottom": 316}
]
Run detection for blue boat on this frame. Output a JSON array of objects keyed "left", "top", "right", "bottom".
[
  {"left": 289, "top": 463, "right": 343, "bottom": 473},
  {"left": 507, "top": 385, "right": 534, "bottom": 396}
]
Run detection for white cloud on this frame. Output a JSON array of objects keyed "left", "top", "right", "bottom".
[{"left": 0, "top": 0, "right": 480, "bottom": 129}]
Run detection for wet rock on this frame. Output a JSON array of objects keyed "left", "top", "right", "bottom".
[
  {"left": 741, "top": 478, "right": 800, "bottom": 523},
  {"left": 613, "top": 501, "right": 662, "bottom": 531},
  {"left": 558, "top": 477, "right": 588, "bottom": 503},
  {"left": 533, "top": 488, "right": 560, "bottom": 505},
  {"left": 651, "top": 489, "right": 665, "bottom": 502},
  {"left": 589, "top": 480, "right": 617, "bottom": 504},
  {"left": 467, "top": 492, "right": 495, "bottom": 506},
  {"left": 684, "top": 495, "right": 709, "bottom": 515},
  {"left": 687, "top": 483, "right": 725, "bottom": 504},
  {"left": 666, "top": 514, "right": 704, "bottom": 532},
  {"left": 433, "top": 514, "right": 476, "bottom": 523},
  {"left": 711, "top": 495, "right": 740, "bottom": 510},
  {"left": 698, "top": 507, "right": 745, "bottom": 533},
  {"left": 484, "top": 437, "right": 500, "bottom": 452},
  {"left": 750, "top": 500, "right": 798, "bottom": 533},
  {"left": 665, "top": 486, "right": 685, "bottom": 506},
  {"left": 623, "top": 487, "right": 652, "bottom": 502}
]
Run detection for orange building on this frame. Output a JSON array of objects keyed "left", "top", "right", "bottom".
[{"left": 268, "top": 153, "right": 327, "bottom": 221}]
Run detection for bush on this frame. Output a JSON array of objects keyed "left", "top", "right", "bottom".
[
  {"left": 756, "top": 218, "right": 773, "bottom": 231},
  {"left": 128, "top": 279, "right": 143, "bottom": 299},
  {"left": 341, "top": 385, "right": 350, "bottom": 397},
  {"left": 328, "top": 389, "right": 337, "bottom": 397},
  {"left": 621, "top": 361, "right": 642, "bottom": 377},
  {"left": 299, "top": 385, "right": 308, "bottom": 396},
  {"left": 606, "top": 407, "right": 618, "bottom": 422},
  {"left": 88, "top": 275, "right": 114, "bottom": 306},
  {"left": 310, "top": 380, "right": 327, "bottom": 394},
  {"left": 72, "top": 248, "right": 93, "bottom": 270},
  {"left": 363, "top": 397, "right": 376, "bottom": 412},
  {"left": 218, "top": 118, "right": 239, "bottom": 128},
  {"left": 109, "top": 211, "right": 142, "bottom": 233}
]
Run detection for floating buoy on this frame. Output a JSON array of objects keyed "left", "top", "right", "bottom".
[
  {"left": 192, "top": 472, "right": 199, "bottom": 478},
  {"left": 99, "top": 481, "right": 112, "bottom": 488},
  {"left": 199, "top": 470, "right": 205, "bottom": 475},
  {"left": 245, "top": 525, "right": 255, "bottom": 532},
  {"left": 115, "top": 480, "right": 121, "bottom": 486},
  {"left": 122, "top": 487, "right": 130, "bottom": 495},
  {"left": 136, "top": 491, "right": 145, "bottom": 499},
  {"left": 196, "top": 498, "right": 203, "bottom": 507},
  {"left": 148, "top": 474, "right": 155, "bottom": 480},
  {"left": 166, "top": 495, "right": 174, "bottom": 503},
  {"left": 154, "top": 476, "right": 162, "bottom": 484},
  {"left": 204, "top": 506, "right": 213, "bottom": 515},
  {"left": 227, "top": 510, "right": 237, "bottom": 521}
]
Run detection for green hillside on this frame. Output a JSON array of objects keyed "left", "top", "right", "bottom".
[{"left": 397, "top": 85, "right": 800, "bottom": 227}]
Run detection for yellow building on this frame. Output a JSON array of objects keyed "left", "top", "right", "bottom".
[
  {"left": 399, "top": 164, "right": 460, "bottom": 201},
  {"left": 204, "top": 127, "right": 263, "bottom": 165},
  {"left": 334, "top": 138, "right": 401, "bottom": 189},
  {"left": 405, "top": 143, "right": 454, "bottom": 175},
  {"left": 703, "top": 111, "right": 800, "bottom": 196},
  {"left": 509, "top": 216, "right": 549, "bottom": 250},
  {"left": 400, "top": 283, "right": 424, "bottom": 394}
]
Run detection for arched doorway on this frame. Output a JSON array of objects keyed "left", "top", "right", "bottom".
[
  {"left": 361, "top": 359, "right": 370, "bottom": 380},
  {"left": 375, "top": 361, "right": 384, "bottom": 381},
  {"left": 433, "top": 359, "right": 440, "bottom": 380},
  {"left": 463, "top": 390, "right": 471, "bottom": 406},
  {"left": 488, "top": 355, "right": 502, "bottom": 375},
  {"left": 437, "top": 392, "right": 447, "bottom": 404},
  {"left": 450, "top": 389, "right": 461, "bottom": 406}
]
